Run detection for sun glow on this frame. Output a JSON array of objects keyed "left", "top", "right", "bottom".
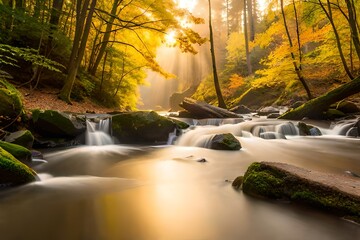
[{"left": 175, "top": 0, "right": 198, "bottom": 12}]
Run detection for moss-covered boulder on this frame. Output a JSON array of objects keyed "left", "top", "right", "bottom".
[
  {"left": 209, "top": 133, "right": 241, "bottom": 150},
  {"left": 31, "top": 109, "right": 86, "bottom": 138},
  {"left": 0, "top": 140, "right": 32, "bottom": 163},
  {"left": 5, "top": 130, "right": 34, "bottom": 149},
  {"left": 0, "top": 147, "right": 37, "bottom": 187},
  {"left": 0, "top": 79, "right": 23, "bottom": 128},
  {"left": 333, "top": 101, "right": 360, "bottom": 114},
  {"left": 242, "top": 162, "right": 360, "bottom": 223},
  {"left": 112, "top": 111, "right": 183, "bottom": 144}
]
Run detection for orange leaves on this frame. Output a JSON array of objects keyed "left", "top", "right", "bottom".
[{"left": 229, "top": 74, "right": 245, "bottom": 89}]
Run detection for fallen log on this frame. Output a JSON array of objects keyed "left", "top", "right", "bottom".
[
  {"left": 279, "top": 75, "right": 360, "bottom": 120},
  {"left": 179, "top": 98, "right": 240, "bottom": 119}
]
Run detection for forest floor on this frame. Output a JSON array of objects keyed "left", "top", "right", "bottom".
[{"left": 19, "top": 87, "right": 114, "bottom": 113}]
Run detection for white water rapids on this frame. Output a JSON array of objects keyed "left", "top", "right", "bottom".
[{"left": 0, "top": 118, "right": 359, "bottom": 240}]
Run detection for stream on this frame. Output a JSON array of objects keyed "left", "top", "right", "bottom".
[{"left": 0, "top": 118, "right": 360, "bottom": 240}]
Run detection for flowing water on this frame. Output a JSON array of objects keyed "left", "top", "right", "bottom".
[{"left": 0, "top": 118, "right": 360, "bottom": 240}]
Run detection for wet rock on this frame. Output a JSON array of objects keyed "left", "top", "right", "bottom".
[
  {"left": 232, "top": 176, "right": 244, "bottom": 189},
  {"left": 0, "top": 79, "right": 23, "bottom": 128},
  {"left": 209, "top": 133, "right": 241, "bottom": 151},
  {"left": 267, "top": 113, "right": 281, "bottom": 119},
  {"left": 242, "top": 162, "right": 360, "bottom": 223},
  {"left": 112, "top": 111, "right": 182, "bottom": 144},
  {"left": 298, "top": 122, "right": 322, "bottom": 136},
  {"left": 276, "top": 122, "right": 298, "bottom": 136},
  {"left": 0, "top": 147, "right": 37, "bottom": 187},
  {"left": 196, "top": 158, "right": 207, "bottom": 163},
  {"left": 346, "top": 127, "right": 359, "bottom": 138},
  {"left": 230, "top": 105, "right": 252, "bottom": 114},
  {"left": 260, "top": 132, "right": 286, "bottom": 140},
  {"left": 5, "top": 130, "right": 34, "bottom": 149},
  {"left": 258, "top": 106, "right": 280, "bottom": 116},
  {"left": 31, "top": 110, "right": 86, "bottom": 138},
  {"left": 0, "top": 141, "right": 32, "bottom": 164}
]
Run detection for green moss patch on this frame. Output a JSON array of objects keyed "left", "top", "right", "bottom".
[
  {"left": 241, "top": 162, "right": 360, "bottom": 223},
  {"left": 0, "top": 79, "right": 24, "bottom": 127},
  {"left": 112, "top": 111, "right": 178, "bottom": 144},
  {"left": 0, "top": 147, "right": 37, "bottom": 186},
  {"left": 0, "top": 140, "right": 32, "bottom": 163},
  {"left": 209, "top": 133, "right": 241, "bottom": 151}
]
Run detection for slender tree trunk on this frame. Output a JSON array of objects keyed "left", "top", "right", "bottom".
[
  {"left": 59, "top": 0, "right": 97, "bottom": 103},
  {"left": 318, "top": 0, "right": 354, "bottom": 79},
  {"left": 89, "top": 0, "right": 120, "bottom": 76},
  {"left": 279, "top": 75, "right": 360, "bottom": 120},
  {"left": 247, "top": 0, "right": 255, "bottom": 41},
  {"left": 293, "top": 0, "right": 302, "bottom": 70},
  {"left": 281, "top": 0, "right": 312, "bottom": 99},
  {"left": 244, "top": 0, "right": 252, "bottom": 75},
  {"left": 345, "top": 0, "right": 360, "bottom": 60},
  {"left": 208, "top": 0, "right": 227, "bottom": 109}
]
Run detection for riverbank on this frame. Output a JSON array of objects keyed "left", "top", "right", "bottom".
[{"left": 19, "top": 87, "right": 114, "bottom": 113}]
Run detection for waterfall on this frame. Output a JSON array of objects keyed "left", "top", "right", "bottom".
[{"left": 85, "top": 116, "right": 114, "bottom": 145}]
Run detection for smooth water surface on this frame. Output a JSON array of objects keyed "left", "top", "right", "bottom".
[{"left": 0, "top": 121, "right": 360, "bottom": 240}]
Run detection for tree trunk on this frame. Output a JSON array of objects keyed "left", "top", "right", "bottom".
[
  {"left": 281, "top": 0, "right": 312, "bottom": 99},
  {"left": 279, "top": 75, "right": 360, "bottom": 120},
  {"left": 89, "top": 0, "right": 120, "bottom": 76},
  {"left": 318, "top": 0, "right": 354, "bottom": 79},
  {"left": 247, "top": 0, "right": 255, "bottom": 41},
  {"left": 244, "top": 0, "right": 252, "bottom": 75},
  {"left": 345, "top": 0, "right": 360, "bottom": 61},
  {"left": 208, "top": 0, "right": 227, "bottom": 109},
  {"left": 59, "top": 0, "right": 97, "bottom": 103},
  {"left": 45, "top": 0, "right": 64, "bottom": 57}
]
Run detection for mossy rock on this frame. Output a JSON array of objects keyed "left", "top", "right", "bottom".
[
  {"left": 5, "top": 130, "right": 34, "bottom": 149},
  {"left": 0, "top": 147, "right": 37, "bottom": 187},
  {"left": 209, "top": 133, "right": 241, "bottom": 151},
  {"left": 242, "top": 162, "right": 360, "bottom": 223},
  {"left": 0, "top": 140, "right": 32, "bottom": 163},
  {"left": 332, "top": 101, "right": 360, "bottom": 114},
  {"left": 325, "top": 109, "right": 346, "bottom": 120},
  {"left": 0, "top": 79, "right": 24, "bottom": 128},
  {"left": 112, "top": 111, "right": 179, "bottom": 144},
  {"left": 31, "top": 109, "right": 86, "bottom": 138}
]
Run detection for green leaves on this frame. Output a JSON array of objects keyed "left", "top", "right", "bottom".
[{"left": 0, "top": 44, "right": 64, "bottom": 72}]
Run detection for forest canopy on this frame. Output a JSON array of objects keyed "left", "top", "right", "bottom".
[{"left": 1, "top": 0, "right": 360, "bottom": 111}]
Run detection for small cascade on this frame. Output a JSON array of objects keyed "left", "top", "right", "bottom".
[{"left": 85, "top": 116, "right": 114, "bottom": 145}]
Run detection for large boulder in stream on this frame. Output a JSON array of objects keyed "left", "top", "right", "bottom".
[
  {"left": 31, "top": 109, "right": 86, "bottom": 138},
  {"left": 240, "top": 162, "right": 360, "bottom": 223},
  {"left": 0, "top": 147, "right": 37, "bottom": 187},
  {"left": 112, "top": 111, "right": 188, "bottom": 144},
  {"left": 209, "top": 133, "right": 241, "bottom": 150},
  {"left": 0, "top": 79, "right": 24, "bottom": 128}
]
